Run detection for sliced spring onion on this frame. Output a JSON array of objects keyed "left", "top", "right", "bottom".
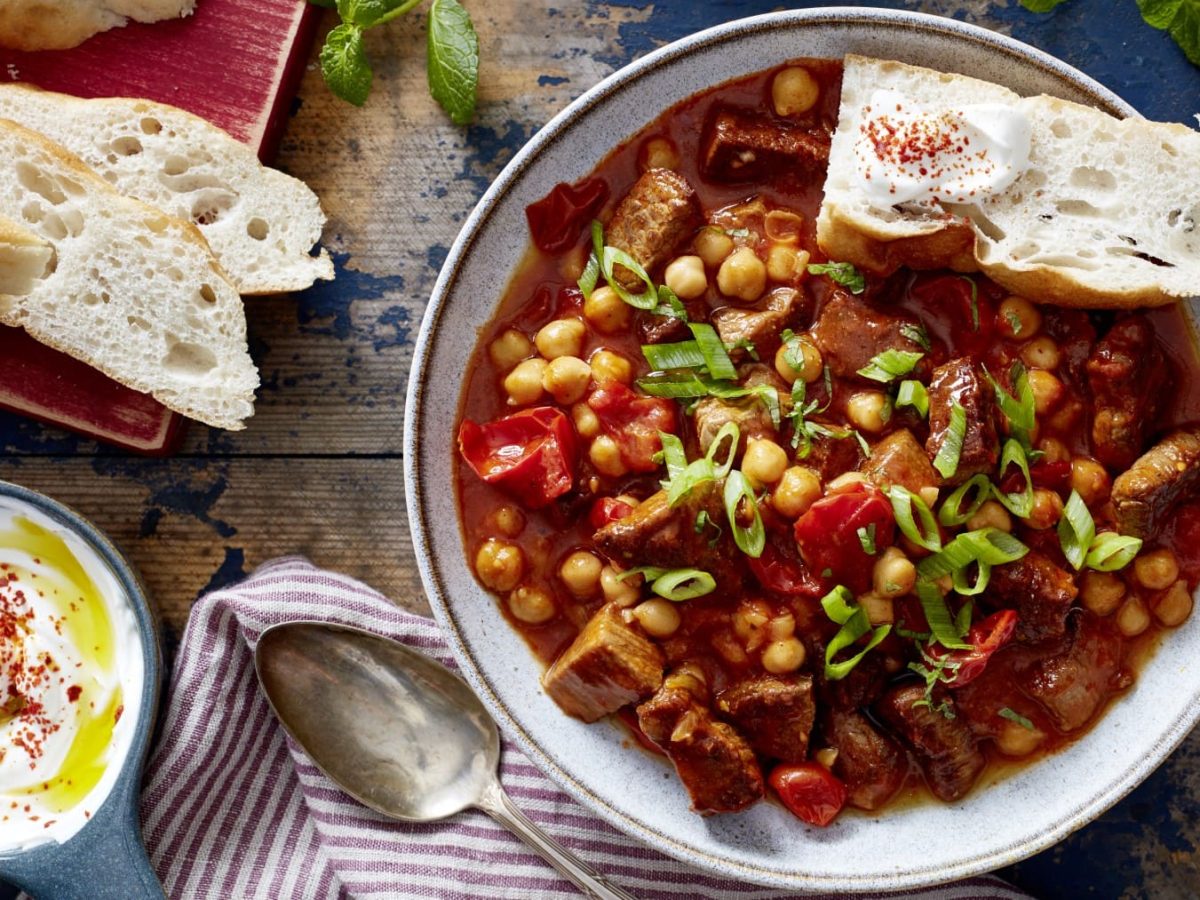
[
  {"left": 636, "top": 370, "right": 710, "bottom": 399},
  {"left": 724, "top": 470, "right": 765, "bottom": 558},
  {"left": 641, "top": 341, "right": 707, "bottom": 371},
  {"left": 938, "top": 474, "right": 992, "bottom": 526},
  {"left": 703, "top": 380, "right": 782, "bottom": 428},
  {"left": 659, "top": 422, "right": 741, "bottom": 507},
  {"left": 616, "top": 565, "right": 666, "bottom": 583},
  {"left": 954, "top": 599, "right": 974, "bottom": 636},
  {"left": 895, "top": 380, "right": 930, "bottom": 418},
  {"left": 601, "top": 245, "right": 658, "bottom": 309},
  {"left": 694, "top": 509, "right": 723, "bottom": 544},
  {"left": 727, "top": 337, "right": 758, "bottom": 360},
  {"left": 821, "top": 585, "right": 892, "bottom": 680},
  {"left": 932, "top": 400, "right": 966, "bottom": 479},
  {"left": 888, "top": 485, "right": 942, "bottom": 552},
  {"left": 952, "top": 560, "right": 991, "bottom": 596},
  {"left": 578, "top": 245, "right": 601, "bottom": 300},
  {"left": 916, "top": 528, "right": 1029, "bottom": 581},
  {"left": 652, "top": 285, "right": 688, "bottom": 320},
  {"left": 1057, "top": 490, "right": 1096, "bottom": 571},
  {"left": 807, "top": 261, "right": 866, "bottom": 294},
  {"left": 1085, "top": 532, "right": 1144, "bottom": 572},
  {"left": 650, "top": 568, "right": 717, "bottom": 601},
  {"left": 689, "top": 323, "right": 737, "bottom": 381},
  {"left": 998, "top": 707, "right": 1034, "bottom": 731},
  {"left": 857, "top": 523, "right": 878, "bottom": 556},
  {"left": 657, "top": 432, "right": 687, "bottom": 483},
  {"left": 857, "top": 349, "right": 925, "bottom": 384},
  {"left": 959, "top": 276, "right": 979, "bottom": 331},
  {"left": 707, "top": 421, "right": 740, "bottom": 479},
  {"left": 900, "top": 322, "right": 932, "bottom": 352},
  {"left": 985, "top": 362, "right": 1036, "bottom": 448},
  {"left": 916, "top": 580, "right": 972, "bottom": 650},
  {"left": 666, "top": 459, "right": 714, "bottom": 506},
  {"left": 821, "top": 584, "right": 858, "bottom": 625},
  {"left": 854, "top": 429, "right": 872, "bottom": 458},
  {"left": 992, "top": 439, "right": 1034, "bottom": 518}
]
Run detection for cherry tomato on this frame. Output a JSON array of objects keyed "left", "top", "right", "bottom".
[
  {"left": 932, "top": 609, "right": 1019, "bottom": 687},
  {"left": 1000, "top": 459, "right": 1071, "bottom": 495},
  {"left": 769, "top": 762, "right": 848, "bottom": 827},
  {"left": 749, "top": 535, "right": 823, "bottom": 598},
  {"left": 909, "top": 274, "right": 997, "bottom": 358},
  {"left": 588, "top": 497, "right": 634, "bottom": 529},
  {"left": 587, "top": 383, "right": 677, "bottom": 473},
  {"left": 458, "top": 407, "right": 578, "bottom": 509},
  {"left": 793, "top": 482, "right": 895, "bottom": 594},
  {"left": 525, "top": 177, "right": 609, "bottom": 253},
  {"left": 617, "top": 707, "right": 666, "bottom": 757}
]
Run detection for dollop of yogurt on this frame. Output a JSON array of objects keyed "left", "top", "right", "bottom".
[
  {"left": 0, "top": 498, "right": 142, "bottom": 854},
  {"left": 854, "top": 89, "right": 1032, "bottom": 207}
]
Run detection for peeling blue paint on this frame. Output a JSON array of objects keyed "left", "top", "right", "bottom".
[
  {"left": 427, "top": 243, "right": 450, "bottom": 272},
  {"left": 538, "top": 74, "right": 569, "bottom": 86},
  {"left": 199, "top": 546, "right": 247, "bottom": 596},
  {"left": 371, "top": 305, "right": 413, "bottom": 352},
  {"left": 92, "top": 457, "right": 236, "bottom": 538},
  {"left": 293, "top": 251, "right": 406, "bottom": 341},
  {"left": 458, "top": 120, "right": 537, "bottom": 194}
]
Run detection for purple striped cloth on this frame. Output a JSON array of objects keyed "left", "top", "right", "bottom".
[{"left": 139, "top": 556, "right": 1032, "bottom": 899}]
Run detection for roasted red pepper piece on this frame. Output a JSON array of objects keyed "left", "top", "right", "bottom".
[
  {"left": 769, "top": 762, "right": 848, "bottom": 827},
  {"left": 934, "top": 609, "right": 1019, "bottom": 687},
  {"left": 587, "top": 383, "right": 677, "bottom": 473},
  {"left": 909, "top": 274, "right": 997, "bottom": 358},
  {"left": 793, "top": 482, "right": 896, "bottom": 594},
  {"left": 458, "top": 407, "right": 578, "bottom": 509},
  {"left": 525, "top": 177, "right": 610, "bottom": 254}
]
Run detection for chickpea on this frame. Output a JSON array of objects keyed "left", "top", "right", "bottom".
[
  {"left": 1038, "top": 437, "right": 1070, "bottom": 464},
  {"left": 743, "top": 438, "right": 789, "bottom": 486},
  {"left": 734, "top": 599, "right": 772, "bottom": 647},
  {"left": 771, "top": 66, "right": 820, "bottom": 116},
  {"left": 1048, "top": 399, "right": 1083, "bottom": 433},
  {"left": 859, "top": 591, "right": 895, "bottom": 626},
  {"left": 846, "top": 390, "right": 890, "bottom": 434},
  {"left": 559, "top": 244, "right": 588, "bottom": 283},
  {"left": 559, "top": 550, "right": 603, "bottom": 597},
  {"left": 475, "top": 539, "right": 524, "bottom": 592},
  {"left": 762, "top": 637, "right": 806, "bottom": 674},
  {"left": 694, "top": 226, "right": 734, "bottom": 268},
  {"left": 508, "top": 585, "right": 556, "bottom": 624},
  {"left": 714, "top": 631, "right": 749, "bottom": 665},
  {"left": 589, "top": 435, "right": 627, "bottom": 478},
  {"left": 542, "top": 355, "right": 592, "bottom": 404},
  {"left": 716, "top": 247, "right": 767, "bottom": 302},
  {"left": 641, "top": 136, "right": 679, "bottom": 171},
  {"left": 773, "top": 466, "right": 822, "bottom": 518},
  {"left": 766, "top": 244, "right": 802, "bottom": 282},
  {"left": 1080, "top": 570, "right": 1126, "bottom": 616},
  {"left": 504, "top": 357, "right": 547, "bottom": 406},
  {"left": 873, "top": 547, "right": 916, "bottom": 597},
  {"left": 488, "top": 328, "right": 532, "bottom": 372},
  {"left": 1116, "top": 595, "right": 1151, "bottom": 637},
  {"left": 1071, "top": 458, "right": 1111, "bottom": 506},
  {"left": 583, "top": 285, "right": 631, "bottom": 334},
  {"left": 1025, "top": 488, "right": 1064, "bottom": 530},
  {"left": 572, "top": 402, "right": 600, "bottom": 438},
  {"left": 967, "top": 500, "right": 1012, "bottom": 533},
  {"left": 590, "top": 349, "right": 633, "bottom": 385},
  {"left": 1152, "top": 580, "right": 1194, "bottom": 627},
  {"left": 774, "top": 336, "right": 823, "bottom": 384},
  {"left": 1134, "top": 548, "right": 1180, "bottom": 591},
  {"left": 663, "top": 255, "right": 708, "bottom": 299},
  {"left": 487, "top": 505, "right": 525, "bottom": 538},
  {"left": 997, "top": 296, "right": 1042, "bottom": 340},
  {"left": 767, "top": 612, "right": 796, "bottom": 641},
  {"left": 632, "top": 599, "right": 681, "bottom": 637},
  {"left": 600, "top": 565, "right": 640, "bottom": 606},
  {"left": 535, "top": 318, "right": 585, "bottom": 360},
  {"left": 919, "top": 485, "right": 941, "bottom": 509},
  {"left": 1021, "top": 336, "right": 1062, "bottom": 371},
  {"left": 827, "top": 471, "right": 866, "bottom": 492},
  {"left": 995, "top": 720, "right": 1045, "bottom": 757},
  {"left": 814, "top": 747, "right": 839, "bottom": 769},
  {"left": 1027, "top": 369, "right": 1065, "bottom": 415}
]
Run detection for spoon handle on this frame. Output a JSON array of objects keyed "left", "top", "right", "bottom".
[{"left": 478, "top": 780, "right": 640, "bottom": 900}]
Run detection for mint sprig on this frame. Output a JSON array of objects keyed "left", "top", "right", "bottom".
[
  {"left": 1023, "top": 0, "right": 1200, "bottom": 67},
  {"left": 312, "top": 0, "right": 480, "bottom": 119}
]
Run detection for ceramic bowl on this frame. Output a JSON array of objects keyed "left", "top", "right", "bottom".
[
  {"left": 404, "top": 8, "right": 1200, "bottom": 891},
  {"left": 0, "top": 482, "right": 163, "bottom": 900}
]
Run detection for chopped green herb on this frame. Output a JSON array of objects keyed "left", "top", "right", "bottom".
[
  {"left": 821, "top": 567, "right": 834, "bottom": 578},
  {"left": 821, "top": 585, "right": 892, "bottom": 680},
  {"left": 693, "top": 510, "right": 723, "bottom": 547},
  {"left": 999, "top": 707, "right": 1035, "bottom": 730},
  {"left": 854, "top": 429, "right": 872, "bottom": 459},
  {"left": 857, "top": 523, "right": 878, "bottom": 555},
  {"left": 1004, "top": 309, "right": 1024, "bottom": 336},
  {"left": 727, "top": 337, "right": 759, "bottom": 361},
  {"left": 857, "top": 349, "right": 925, "bottom": 384},
  {"left": 901, "top": 322, "right": 932, "bottom": 352},
  {"left": 959, "top": 276, "right": 980, "bottom": 331},
  {"left": 896, "top": 380, "right": 930, "bottom": 418},
  {"left": 808, "top": 261, "right": 866, "bottom": 294},
  {"left": 908, "top": 642, "right": 961, "bottom": 719},
  {"left": 985, "top": 362, "right": 1037, "bottom": 451}
]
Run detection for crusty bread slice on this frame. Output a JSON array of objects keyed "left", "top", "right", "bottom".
[
  {"left": 0, "top": 0, "right": 194, "bottom": 51},
  {"left": 0, "top": 119, "right": 257, "bottom": 430},
  {"left": 0, "top": 215, "right": 54, "bottom": 296},
  {"left": 818, "top": 55, "right": 1200, "bottom": 308},
  {"left": 0, "top": 85, "right": 333, "bottom": 295}
]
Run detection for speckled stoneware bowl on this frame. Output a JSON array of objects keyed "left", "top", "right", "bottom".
[
  {"left": 0, "top": 482, "right": 163, "bottom": 900},
  {"left": 404, "top": 8, "right": 1200, "bottom": 891}
]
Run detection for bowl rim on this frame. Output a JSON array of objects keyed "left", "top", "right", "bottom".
[{"left": 402, "top": 7, "right": 1191, "bottom": 891}]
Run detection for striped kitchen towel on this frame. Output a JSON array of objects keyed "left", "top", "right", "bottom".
[{"left": 139, "top": 556, "right": 1032, "bottom": 900}]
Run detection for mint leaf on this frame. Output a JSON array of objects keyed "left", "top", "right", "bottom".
[
  {"left": 1020, "top": 0, "right": 1070, "bottom": 10},
  {"left": 1137, "top": 0, "right": 1200, "bottom": 65},
  {"left": 427, "top": 0, "right": 479, "bottom": 125},
  {"left": 321, "top": 23, "right": 373, "bottom": 107},
  {"left": 336, "top": 0, "right": 422, "bottom": 28}
]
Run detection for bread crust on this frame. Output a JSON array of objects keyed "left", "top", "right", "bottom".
[{"left": 0, "top": 0, "right": 192, "bottom": 51}]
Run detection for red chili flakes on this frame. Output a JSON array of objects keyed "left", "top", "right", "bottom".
[
  {"left": 1, "top": 573, "right": 63, "bottom": 764},
  {"left": 114, "top": 704, "right": 124, "bottom": 724},
  {"left": 66, "top": 685, "right": 82, "bottom": 703}
]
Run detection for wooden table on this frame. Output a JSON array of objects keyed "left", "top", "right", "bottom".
[{"left": 1, "top": 1, "right": 1197, "bottom": 896}]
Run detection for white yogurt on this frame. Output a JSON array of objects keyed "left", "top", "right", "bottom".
[
  {"left": 0, "top": 497, "right": 143, "bottom": 854},
  {"left": 854, "top": 88, "right": 1032, "bottom": 207}
]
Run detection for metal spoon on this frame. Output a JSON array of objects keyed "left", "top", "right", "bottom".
[{"left": 254, "top": 621, "right": 638, "bottom": 900}]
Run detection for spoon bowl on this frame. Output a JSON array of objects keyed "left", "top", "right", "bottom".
[{"left": 254, "top": 621, "right": 637, "bottom": 900}]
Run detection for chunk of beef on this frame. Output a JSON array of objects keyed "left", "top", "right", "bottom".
[
  {"left": 606, "top": 169, "right": 700, "bottom": 289},
  {"left": 593, "top": 482, "right": 740, "bottom": 588},
  {"left": 637, "top": 297, "right": 707, "bottom": 345},
  {"left": 711, "top": 287, "right": 804, "bottom": 361},
  {"left": 702, "top": 106, "right": 830, "bottom": 182},
  {"left": 861, "top": 429, "right": 940, "bottom": 494},
  {"left": 638, "top": 680, "right": 764, "bottom": 812},
  {"left": 716, "top": 675, "right": 815, "bottom": 762},
  {"left": 811, "top": 291, "right": 927, "bottom": 380},
  {"left": 925, "top": 358, "right": 998, "bottom": 486},
  {"left": 542, "top": 603, "right": 664, "bottom": 722},
  {"left": 986, "top": 550, "right": 1078, "bottom": 645},
  {"left": 876, "top": 684, "right": 985, "bottom": 802},
  {"left": 1086, "top": 316, "right": 1167, "bottom": 469},
  {"left": 823, "top": 709, "right": 907, "bottom": 811},
  {"left": 693, "top": 364, "right": 787, "bottom": 455},
  {"left": 1112, "top": 427, "right": 1200, "bottom": 539},
  {"left": 801, "top": 429, "right": 864, "bottom": 482},
  {"left": 1022, "top": 612, "right": 1123, "bottom": 732}
]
